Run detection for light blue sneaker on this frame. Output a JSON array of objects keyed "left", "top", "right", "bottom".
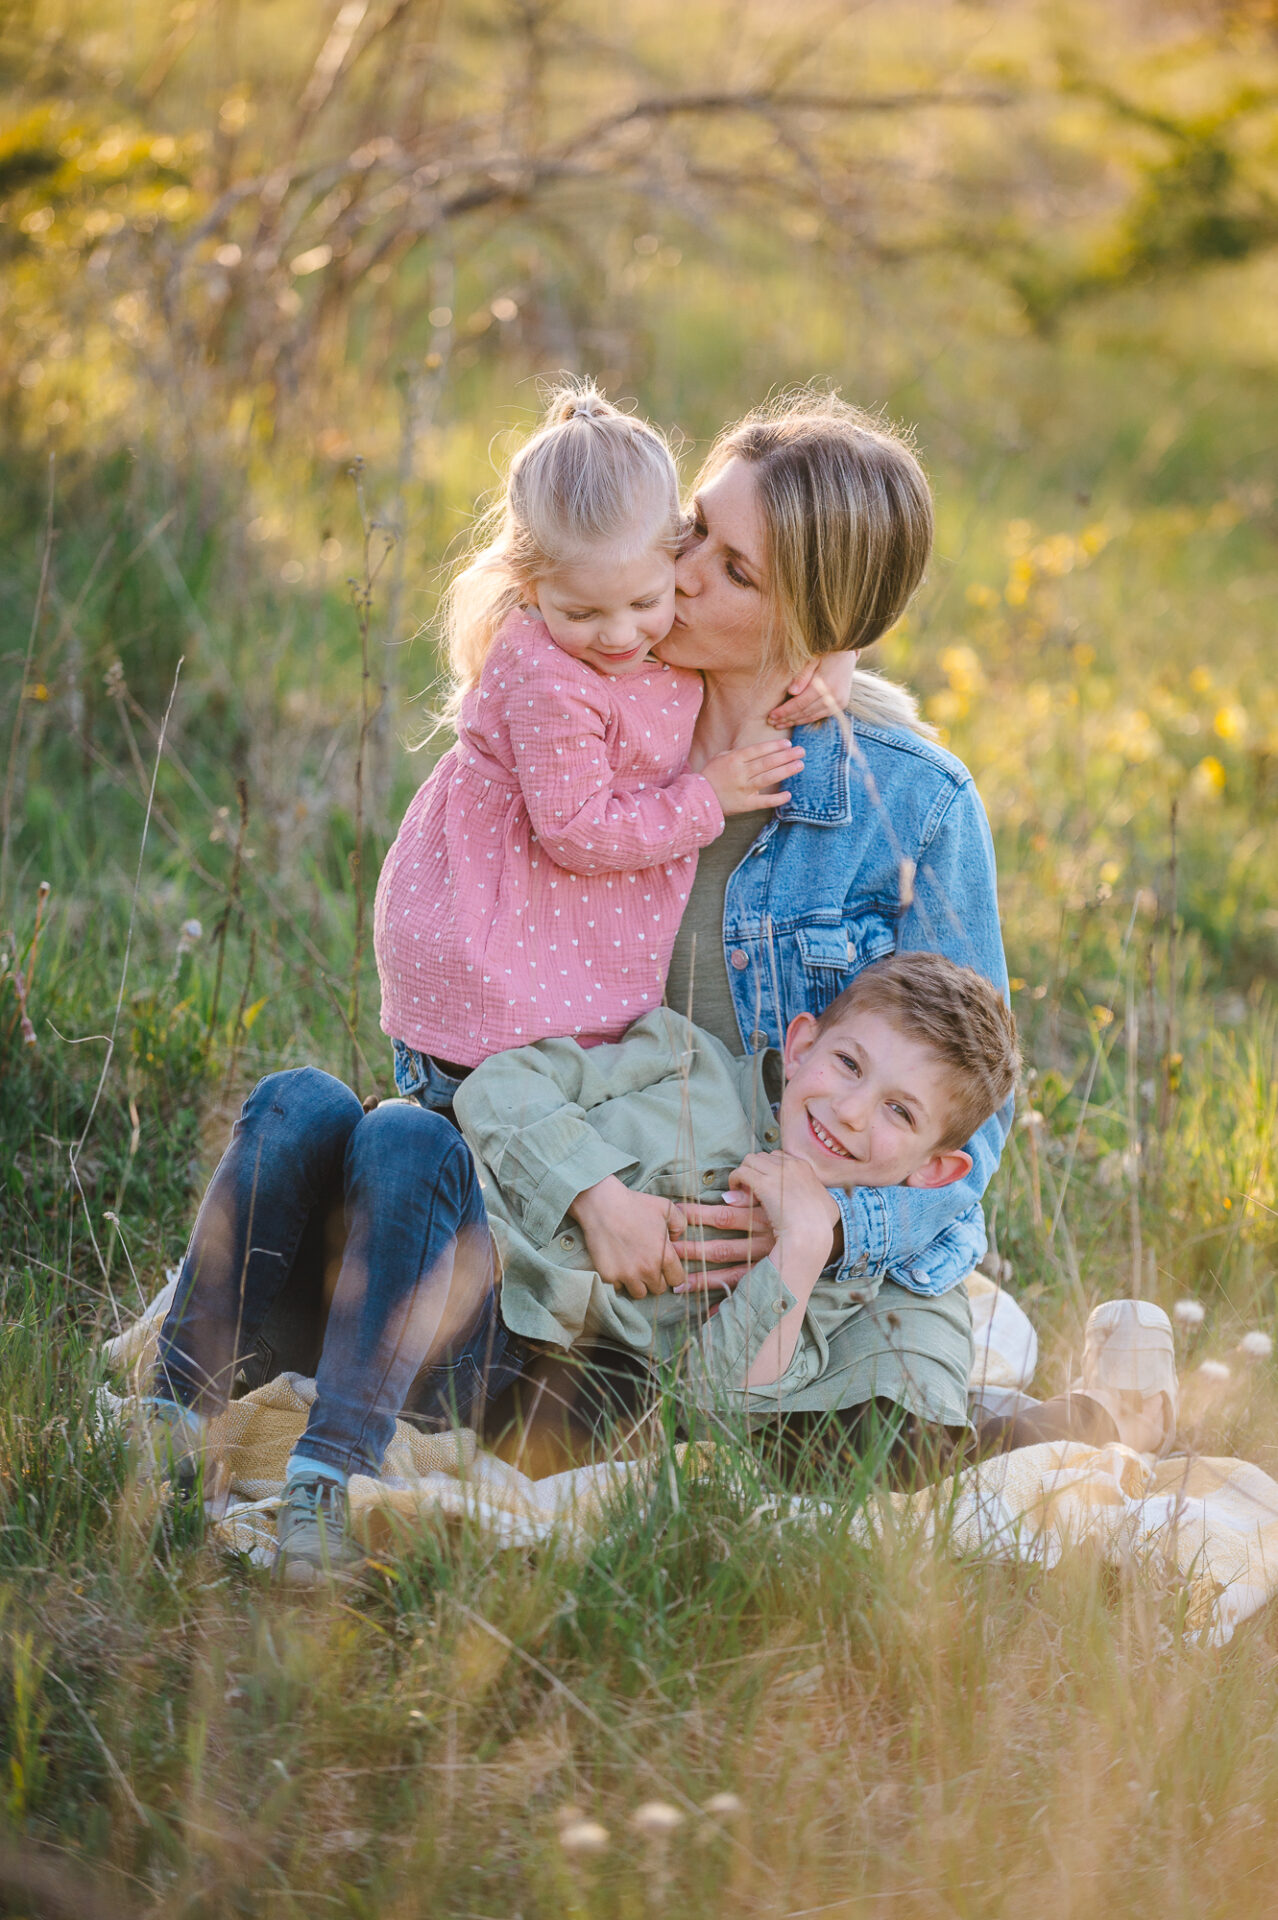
[
  {"left": 275, "top": 1471, "right": 365, "bottom": 1588},
  {"left": 137, "top": 1398, "right": 208, "bottom": 1496}
]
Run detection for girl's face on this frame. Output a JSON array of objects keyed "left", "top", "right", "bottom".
[
  {"left": 528, "top": 547, "right": 675, "bottom": 676},
  {"left": 655, "top": 457, "right": 770, "bottom": 677}
]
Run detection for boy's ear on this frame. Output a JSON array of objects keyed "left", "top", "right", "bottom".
[
  {"left": 904, "top": 1147, "right": 973, "bottom": 1191},
  {"left": 782, "top": 1011, "right": 820, "bottom": 1076}
]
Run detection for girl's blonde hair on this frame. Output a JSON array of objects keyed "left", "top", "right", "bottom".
[
  {"left": 696, "top": 387, "right": 937, "bottom": 737},
  {"left": 444, "top": 380, "right": 682, "bottom": 695}
]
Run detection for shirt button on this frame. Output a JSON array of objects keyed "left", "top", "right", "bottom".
[
  {"left": 559, "top": 1234, "right": 576, "bottom": 1250},
  {"left": 772, "top": 1299, "right": 787, "bottom": 1315},
  {"left": 702, "top": 1170, "right": 716, "bottom": 1184},
  {"left": 729, "top": 949, "right": 749, "bottom": 970},
  {"left": 750, "top": 1030, "right": 769, "bottom": 1049},
  {"left": 763, "top": 1127, "right": 779, "bottom": 1143}
]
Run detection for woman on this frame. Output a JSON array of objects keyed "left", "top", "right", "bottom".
[{"left": 550, "top": 389, "right": 1008, "bottom": 1469}]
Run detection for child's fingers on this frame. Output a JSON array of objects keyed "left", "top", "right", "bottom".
[
  {"left": 767, "top": 683, "right": 839, "bottom": 726},
  {"left": 739, "top": 740, "right": 805, "bottom": 768}
]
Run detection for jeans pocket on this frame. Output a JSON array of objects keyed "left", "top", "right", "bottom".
[{"left": 392, "top": 1039, "right": 465, "bottom": 1112}]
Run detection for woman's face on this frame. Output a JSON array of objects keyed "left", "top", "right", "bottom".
[{"left": 654, "top": 456, "right": 770, "bottom": 677}]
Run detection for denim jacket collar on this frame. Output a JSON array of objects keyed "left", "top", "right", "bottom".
[{"left": 776, "top": 718, "right": 853, "bottom": 826}]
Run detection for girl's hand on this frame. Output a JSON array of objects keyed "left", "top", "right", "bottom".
[
  {"left": 727, "top": 1152, "right": 840, "bottom": 1267},
  {"left": 568, "top": 1175, "right": 686, "bottom": 1299},
  {"left": 701, "top": 739, "right": 805, "bottom": 817},
  {"left": 767, "top": 651, "right": 859, "bottom": 729}
]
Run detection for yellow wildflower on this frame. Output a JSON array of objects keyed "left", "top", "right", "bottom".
[{"left": 1191, "top": 755, "right": 1227, "bottom": 797}]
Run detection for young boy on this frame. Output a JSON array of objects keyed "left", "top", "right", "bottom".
[{"left": 455, "top": 949, "right": 1019, "bottom": 1417}]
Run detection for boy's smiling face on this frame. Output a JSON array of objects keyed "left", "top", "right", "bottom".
[{"left": 777, "top": 1008, "right": 974, "bottom": 1192}]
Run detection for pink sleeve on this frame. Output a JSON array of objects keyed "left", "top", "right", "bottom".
[{"left": 504, "top": 666, "right": 723, "bottom": 876}]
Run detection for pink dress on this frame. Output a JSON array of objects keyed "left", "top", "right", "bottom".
[{"left": 374, "top": 611, "right": 723, "bottom": 1065}]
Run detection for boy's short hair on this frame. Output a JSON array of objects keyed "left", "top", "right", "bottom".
[{"left": 814, "top": 950, "right": 1019, "bottom": 1151}]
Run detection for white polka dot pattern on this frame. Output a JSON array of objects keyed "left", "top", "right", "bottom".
[{"left": 373, "top": 612, "right": 723, "bottom": 1064}]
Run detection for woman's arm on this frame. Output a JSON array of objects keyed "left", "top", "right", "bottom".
[{"left": 830, "top": 781, "right": 1011, "bottom": 1294}]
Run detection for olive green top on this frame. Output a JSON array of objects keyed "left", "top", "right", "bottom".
[
  {"left": 663, "top": 813, "right": 764, "bottom": 1055},
  {"left": 454, "top": 1008, "right": 973, "bottom": 1422}
]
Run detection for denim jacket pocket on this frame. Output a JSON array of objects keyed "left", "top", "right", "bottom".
[{"left": 794, "top": 913, "right": 895, "bottom": 1008}]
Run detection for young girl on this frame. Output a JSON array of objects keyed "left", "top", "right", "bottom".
[{"left": 374, "top": 384, "right": 812, "bottom": 1094}]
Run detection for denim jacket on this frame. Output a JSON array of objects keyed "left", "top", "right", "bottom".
[{"left": 720, "top": 712, "right": 1009, "bottom": 1298}]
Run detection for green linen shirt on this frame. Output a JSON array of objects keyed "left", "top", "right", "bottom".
[{"left": 453, "top": 1008, "right": 972, "bottom": 1421}]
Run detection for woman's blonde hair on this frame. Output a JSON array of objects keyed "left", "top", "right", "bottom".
[
  {"left": 444, "top": 380, "right": 682, "bottom": 695},
  {"left": 696, "top": 387, "right": 937, "bottom": 737}
]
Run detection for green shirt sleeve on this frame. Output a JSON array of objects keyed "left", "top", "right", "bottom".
[
  {"left": 454, "top": 1014, "right": 699, "bottom": 1246},
  {"left": 677, "top": 1257, "right": 810, "bottom": 1404}
]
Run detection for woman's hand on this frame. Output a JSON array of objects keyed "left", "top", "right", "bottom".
[
  {"left": 568, "top": 1176, "right": 686, "bottom": 1299},
  {"left": 767, "top": 651, "right": 859, "bottom": 729},
  {"left": 701, "top": 739, "right": 805, "bottom": 816},
  {"left": 673, "top": 1195, "right": 777, "bottom": 1293}
]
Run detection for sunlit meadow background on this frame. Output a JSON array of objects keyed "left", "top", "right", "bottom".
[{"left": 2, "top": 0, "right": 1278, "bottom": 1912}]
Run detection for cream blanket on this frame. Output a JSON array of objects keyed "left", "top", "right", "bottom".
[{"left": 103, "top": 1274, "right": 1278, "bottom": 1645}]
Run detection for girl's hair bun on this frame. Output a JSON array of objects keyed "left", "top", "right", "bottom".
[{"left": 551, "top": 384, "right": 612, "bottom": 425}]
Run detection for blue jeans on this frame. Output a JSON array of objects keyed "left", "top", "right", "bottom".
[{"left": 153, "top": 1067, "right": 529, "bottom": 1480}]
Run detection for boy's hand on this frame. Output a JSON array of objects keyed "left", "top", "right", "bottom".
[
  {"left": 727, "top": 1152, "right": 840, "bottom": 1268},
  {"left": 767, "top": 651, "right": 858, "bottom": 729},
  {"left": 701, "top": 739, "right": 805, "bottom": 817},
  {"left": 568, "top": 1175, "right": 686, "bottom": 1299}
]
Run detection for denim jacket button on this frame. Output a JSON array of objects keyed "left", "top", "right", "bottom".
[
  {"left": 729, "top": 949, "right": 749, "bottom": 970},
  {"left": 750, "top": 1029, "right": 769, "bottom": 1049}
]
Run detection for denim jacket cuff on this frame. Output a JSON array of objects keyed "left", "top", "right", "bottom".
[{"left": 832, "top": 1185, "right": 891, "bottom": 1285}]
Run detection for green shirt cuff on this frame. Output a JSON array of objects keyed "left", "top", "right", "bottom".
[{"left": 521, "top": 1139, "right": 639, "bottom": 1246}]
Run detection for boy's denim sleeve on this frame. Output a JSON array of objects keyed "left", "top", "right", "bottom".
[{"left": 832, "top": 779, "right": 1012, "bottom": 1298}]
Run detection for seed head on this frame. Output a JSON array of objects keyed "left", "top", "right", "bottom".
[
  {"left": 1173, "top": 1300, "right": 1206, "bottom": 1328},
  {"left": 1199, "top": 1359, "right": 1231, "bottom": 1382},
  {"left": 558, "top": 1819, "right": 609, "bottom": 1856},
  {"left": 1239, "top": 1331, "right": 1273, "bottom": 1359},
  {"left": 703, "top": 1792, "right": 744, "bottom": 1817},
  {"left": 632, "top": 1800, "right": 684, "bottom": 1837}
]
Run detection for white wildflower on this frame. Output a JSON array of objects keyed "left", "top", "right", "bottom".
[
  {"left": 1239, "top": 1331, "right": 1273, "bottom": 1359},
  {"left": 1199, "top": 1359, "right": 1231, "bottom": 1382},
  {"left": 703, "top": 1792, "right": 744, "bottom": 1817},
  {"left": 1173, "top": 1300, "right": 1206, "bottom": 1328},
  {"left": 632, "top": 1800, "right": 684, "bottom": 1837},
  {"left": 558, "top": 1819, "right": 609, "bottom": 1856}
]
